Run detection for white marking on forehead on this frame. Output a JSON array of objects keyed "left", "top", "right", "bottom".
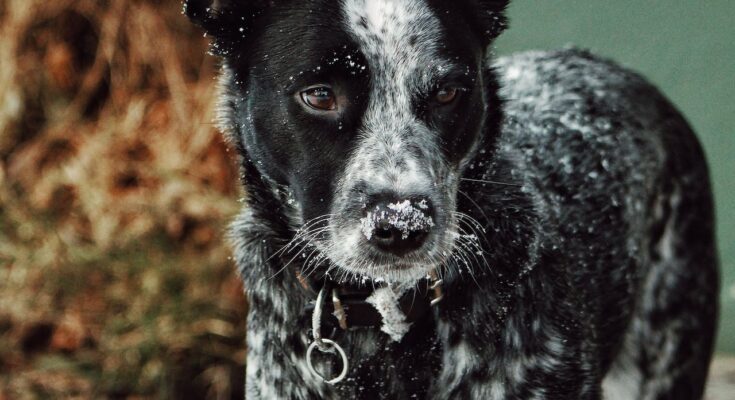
[
  {"left": 342, "top": 0, "right": 445, "bottom": 88},
  {"left": 325, "top": 1, "right": 465, "bottom": 283},
  {"left": 338, "top": 0, "right": 448, "bottom": 196}
]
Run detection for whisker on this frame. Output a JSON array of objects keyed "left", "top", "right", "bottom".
[
  {"left": 460, "top": 177, "right": 522, "bottom": 187},
  {"left": 454, "top": 220, "right": 491, "bottom": 270},
  {"left": 452, "top": 210, "right": 487, "bottom": 236},
  {"left": 457, "top": 190, "right": 491, "bottom": 225},
  {"left": 298, "top": 240, "right": 326, "bottom": 271},
  {"left": 266, "top": 214, "right": 333, "bottom": 262},
  {"left": 302, "top": 252, "right": 329, "bottom": 279},
  {"left": 266, "top": 224, "right": 331, "bottom": 280}
]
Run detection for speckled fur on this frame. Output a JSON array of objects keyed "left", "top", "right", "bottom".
[{"left": 185, "top": 1, "right": 718, "bottom": 398}]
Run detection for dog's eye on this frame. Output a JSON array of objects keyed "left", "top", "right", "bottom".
[
  {"left": 301, "top": 86, "right": 336, "bottom": 111},
  {"left": 435, "top": 87, "right": 459, "bottom": 105}
]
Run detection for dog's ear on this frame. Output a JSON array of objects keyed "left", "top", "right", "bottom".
[
  {"left": 473, "top": 0, "right": 510, "bottom": 42},
  {"left": 183, "top": 0, "right": 272, "bottom": 56}
]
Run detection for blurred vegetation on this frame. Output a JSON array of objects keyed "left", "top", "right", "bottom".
[{"left": 0, "top": 0, "right": 246, "bottom": 398}]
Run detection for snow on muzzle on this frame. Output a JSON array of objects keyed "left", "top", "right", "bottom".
[{"left": 360, "top": 196, "right": 435, "bottom": 257}]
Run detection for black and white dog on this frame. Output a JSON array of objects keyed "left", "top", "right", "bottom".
[{"left": 184, "top": 1, "right": 719, "bottom": 398}]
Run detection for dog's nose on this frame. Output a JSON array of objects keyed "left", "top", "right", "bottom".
[{"left": 361, "top": 195, "right": 435, "bottom": 256}]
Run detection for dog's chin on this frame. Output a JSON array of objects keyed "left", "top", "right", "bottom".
[
  {"left": 321, "top": 247, "right": 443, "bottom": 284},
  {"left": 337, "top": 260, "right": 436, "bottom": 285}
]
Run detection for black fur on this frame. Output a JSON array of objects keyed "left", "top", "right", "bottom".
[{"left": 185, "top": 1, "right": 718, "bottom": 398}]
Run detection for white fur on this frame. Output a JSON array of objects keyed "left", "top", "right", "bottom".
[
  {"left": 366, "top": 286, "right": 412, "bottom": 341},
  {"left": 602, "top": 344, "right": 643, "bottom": 400},
  {"left": 437, "top": 339, "right": 480, "bottom": 389},
  {"left": 323, "top": 0, "right": 459, "bottom": 283}
]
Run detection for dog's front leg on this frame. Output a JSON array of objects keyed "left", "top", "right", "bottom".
[
  {"left": 431, "top": 280, "right": 601, "bottom": 399},
  {"left": 243, "top": 308, "right": 335, "bottom": 399},
  {"left": 232, "top": 223, "right": 334, "bottom": 399},
  {"left": 432, "top": 326, "right": 601, "bottom": 399}
]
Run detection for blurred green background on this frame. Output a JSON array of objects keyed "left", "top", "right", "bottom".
[{"left": 495, "top": 0, "right": 734, "bottom": 353}]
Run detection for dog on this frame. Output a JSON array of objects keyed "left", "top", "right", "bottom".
[{"left": 184, "top": 0, "right": 719, "bottom": 398}]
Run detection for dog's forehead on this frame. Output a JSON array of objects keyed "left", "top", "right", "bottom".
[
  {"left": 341, "top": 0, "right": 451, "bottom": 88},
  {"left": 246, "top": 0, "right": 477, "bottom": 91}
]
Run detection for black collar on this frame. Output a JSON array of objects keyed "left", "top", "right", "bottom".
[{"left": 299, "top": 272, "right": 443, "bottom": 334}]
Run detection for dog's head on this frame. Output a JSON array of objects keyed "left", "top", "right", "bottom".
[{"left": 186, "top": 0, "right": 509, "bottom": 283}]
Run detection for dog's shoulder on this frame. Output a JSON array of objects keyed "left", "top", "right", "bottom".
[
  {"left": 493, "top": 48, "right": 677, "bottom": 212},
  {"left": 494, "top": 47, "right": 680, "bottom": 152},
  {"left": 486, "top": 48, "right": 688, "bottom": 279},
  {"left": 495, "top": 47, "right": 661, "bottom": 116}
]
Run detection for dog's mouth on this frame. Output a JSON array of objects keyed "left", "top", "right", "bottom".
[
  {"left": 284, "top": 193, "right": 495, "bottom": 286},
  {"left": 316, "top": 240, "right": 449, "bottom": 283},
  {"left": 304, "top": 197, "right": 461, "bottom": 283}
]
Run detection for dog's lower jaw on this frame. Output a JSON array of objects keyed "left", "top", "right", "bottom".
[
  {"left": 314, "top": 240, "right": 451, "bottom": 286},
  {"left": 317, "top": 251, "right": 444, "bottom": 286}
]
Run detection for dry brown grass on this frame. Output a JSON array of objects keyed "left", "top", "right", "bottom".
[{"left": 0, "top": 1, "right": 246, "bottom": 398}]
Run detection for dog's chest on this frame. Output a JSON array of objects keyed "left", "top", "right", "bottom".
[{"left": 333, "top": 316, "right": 442, "bottom": 398}]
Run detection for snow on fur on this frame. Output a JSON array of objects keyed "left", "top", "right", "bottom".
[
  {"left": 365, "top": 286, "right": 412, "bottom": 342},
  {"left": 360, "top": 199, "right": 434, "bottom": 240}
]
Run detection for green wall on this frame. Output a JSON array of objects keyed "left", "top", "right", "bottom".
[{"left": 494, "top": 1, "right": 735, "bottom": 352}]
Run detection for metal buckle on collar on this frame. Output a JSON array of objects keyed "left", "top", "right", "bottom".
[
  {"left": 307, "top": 286, "right": 349, "bottom": 385},
  {"left": 429, "top": 270, "right": 444, "bottom": 306},
  {"left": 305, "top": 269, "right": 444, "bottom": 384},
  {"left": 331, "top": 288, "right": 349, "bottom": 330}
]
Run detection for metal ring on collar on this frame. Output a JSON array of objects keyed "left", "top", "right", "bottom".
[{"left": 306, "top": 338, "right": 349, "bottom": 385}]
